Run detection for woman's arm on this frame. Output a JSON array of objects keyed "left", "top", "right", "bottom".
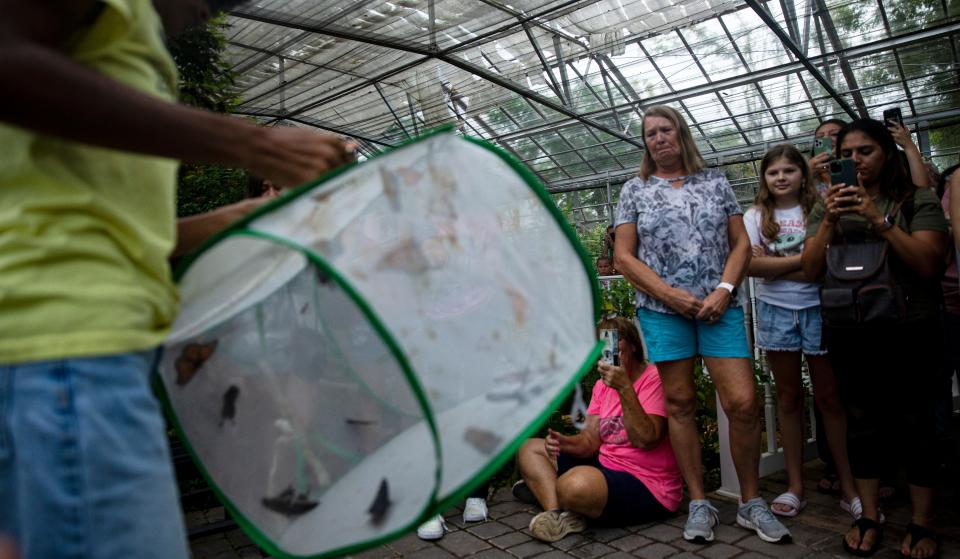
[
  {"left": 697, "top": 215, "right": 750, "bottom": 322},
  {"left": 875, "top": 228, "right": 946, "bottom": 279},
  {"left": 748, "top": 252, "right": 803, "bottom": 280},
  {"left": 547, "top": 416, "right": 601, "bottom": 459},
  {"left": 889, "top": 123, "right": 928, "bottom": 187},
  {"left": 173, "top": 196, "right": 273, "bottom": 257},
  {"left": 597, "top": 362, "right": 665, "bottom": 449},
  {"left": 613, "top": 223, "right": 702, "bottom": 318}
]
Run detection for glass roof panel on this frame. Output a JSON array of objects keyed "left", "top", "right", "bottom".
[{"left": 219, "top": 0, "right": 960, "bottom": 191}]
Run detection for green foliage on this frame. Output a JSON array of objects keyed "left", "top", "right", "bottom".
[
  {"left": 167, "top": 14, "right": 249, "bottom": 218},
  {"left": 167, "top": 14, "right": 239, "bottom": 113},
  {"left": 176, "top": 165, "right": 248, "bottom": 217}
]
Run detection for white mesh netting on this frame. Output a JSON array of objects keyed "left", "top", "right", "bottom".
[{"left": 157, "top": 132, "right": 600, "bottom": 558}]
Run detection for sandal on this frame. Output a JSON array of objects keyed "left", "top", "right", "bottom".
[
  {"left": 840, "top": 497, "right": 885, "bottom": 524},
  {"left": 901, "top": 523, "right": 940, "bottom": 559},
  {"left": 843, "top": 517, "right": 883, "bottom": 557},
  {"left": 818, "top": 470, "right": 841, "bottom": 495},
  {"left": 771, "top": 491, "right": 806, "bottom": 517}
]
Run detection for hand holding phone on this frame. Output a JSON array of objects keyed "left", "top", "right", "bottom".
[
  {"left": 813, "top": 136, "right": 833, "bottom": 159},
  {"left": 829, "top": 158, "right": 856, "bottom": 188},
  {"left": 599, "top": 328, "right": 619, "bottom": 366},
  {"left": 883, "top": 107, "right": 903, "bottom": 128}
]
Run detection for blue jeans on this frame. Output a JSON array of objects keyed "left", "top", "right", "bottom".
[{"left": 0, "top": 351, "right": 189, "bottom": 559}]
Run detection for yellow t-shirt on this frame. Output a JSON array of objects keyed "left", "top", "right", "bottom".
[{"left": 0, "top": 0, "right": 180, "bottom": 363}]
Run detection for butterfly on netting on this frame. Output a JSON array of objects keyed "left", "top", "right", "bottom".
[
  {"left": 175, "top": 340, "right": 218, "bottom": 386},
  {"left": 367, "top": 478, "right": 391, "bottom": 525},
  {"left": 219, "top": 385, "right": 240, "bottom": 428},
  {"left": 262, "top": 485, "right": 318, "bottom": 517}
]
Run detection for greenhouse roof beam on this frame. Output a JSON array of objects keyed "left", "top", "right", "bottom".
[
  {"left": 713, "top": 19, "right": 790, "bottom": 139},
  {"left": 874, "top": 0, "right": 917, "bottom": 118},
  {"left": 594, "top": 56, "right": 624, "bottom": 130},
  {"left": 634, "top": 41, "right": 719, "bottom": 153},
  {"left": 568, "top": 60, "right": 610, "bottom": 109},
  {"left": 522, "top": 22, "right": 567, "bottom": 104},
  {"left": 594, "top": 55, "right": 646, "bottom": 123},
  {"left": 373, "top": 82, "right": 410, "bottom": 140},
  {"left": 543, "top": 107, "right": 960, "bottom": 193},
  {"left": 229, "top": 5, "right": 646, "bottom": 148},
  {"left": 744, "top": 0, "right": 859, "bottom": 119},
  {"left": 496, "top": 20, "right": 960, "bottom": 143},
  {"left": 812, "top": 0, "right": 868, "bottom": 116},
  {"left": 674, "top": 28, "right": 755, "bottom": 144},
  {"left": 233, "top": 110, "right": 395, "bottom": 147},
  {"left": 554, "top": 35, "right": 573, "bottom": 103}
]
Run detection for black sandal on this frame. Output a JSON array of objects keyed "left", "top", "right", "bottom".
[
  {"left": 901, "top": 523, "right": 939, "bottom": 559},
  {"left": 817, "top": 470, "right": 841, "bottom": 495},
  {"left": 843, "top": 517, "right": 883, "bottom": 557}
]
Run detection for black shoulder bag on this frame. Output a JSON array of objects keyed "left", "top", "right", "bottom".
[{"left": 819, "top": 195, "right": 913, "bottom": 327}]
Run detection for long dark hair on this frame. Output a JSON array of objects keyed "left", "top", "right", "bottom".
[
  {"left": 836, "top": 119, "right": 914, "bottom": 200},
  {"left": 755, "top": 145, "right": 818, "bottom": 241}
]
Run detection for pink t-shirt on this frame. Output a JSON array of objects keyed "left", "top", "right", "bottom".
[{"left": 586, "top": 364, "right": 682, "bottom": 512}]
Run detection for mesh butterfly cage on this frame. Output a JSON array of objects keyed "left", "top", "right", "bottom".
[{"left": 157, "top": 130, "right": 602, "bottom": 558}]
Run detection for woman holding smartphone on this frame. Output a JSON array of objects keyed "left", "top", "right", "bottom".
[
  {"left": 514, "top": 318, "right": 681, "bottom": 542},
  {"left": 802, "top": 119, "right": 947, "bottom": 559},
  {"left": 809, "top": 119, "right": 848, "bottom": 198}
]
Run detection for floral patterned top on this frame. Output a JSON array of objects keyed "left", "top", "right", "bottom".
[{"left": 615, "top": 168, "right": 746, "bottom": 314}]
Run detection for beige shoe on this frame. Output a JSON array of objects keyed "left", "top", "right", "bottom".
[{"left": 528, "top": 510, "right": 586, "bottom": 542}]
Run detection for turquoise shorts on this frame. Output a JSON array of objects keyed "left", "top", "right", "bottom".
[{"left": 637, "top": 306, "right": 751, "bottom": 363}]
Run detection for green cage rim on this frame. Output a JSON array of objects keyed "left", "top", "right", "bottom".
[
  {"left": 167, "top": 127, "right": 604, "bottom": 556},
  {"left": 160, "top": 228, "right": 444, "bottom": 559}
]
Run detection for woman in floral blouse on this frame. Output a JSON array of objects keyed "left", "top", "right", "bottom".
[{"left": 613, "top": 105, "right": 788, "bottom": 545}]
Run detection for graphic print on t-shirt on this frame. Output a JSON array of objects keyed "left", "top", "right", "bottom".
[
  {"left": 598, "top": 416, "right": 628, "bottom": 444},
  {"left": 765, "top": 215, "right": 805, "bottom": 256}
]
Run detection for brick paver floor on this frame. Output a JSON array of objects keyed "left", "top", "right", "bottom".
[{"left": 189, "top": 462, "right": 960, "bottom": 558}]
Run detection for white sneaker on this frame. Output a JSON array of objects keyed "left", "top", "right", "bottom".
[
  {"left": 416, "top": 514, "right": 447, "bottom": 540},
  {"left": 463, "top": 498, "right": 488, "bottom": 523}
]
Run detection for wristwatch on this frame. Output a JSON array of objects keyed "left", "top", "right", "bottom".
[
  {"left": 873, "top": 214, "right": 895, "bottom": 233},
  {"left": 717, "top": 282, "right": 737, "bottom": 298}
]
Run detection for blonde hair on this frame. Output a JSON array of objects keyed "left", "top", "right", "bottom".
[
  {"left": 639, "top": 105, "right": 705, "bottom": 180},
  {"left": 754, "top": 144, "right": 818, "bottom": 241}
]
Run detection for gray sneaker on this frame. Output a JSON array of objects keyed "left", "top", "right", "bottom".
[
  {"left": 683, "top": 499, "right": 719, "bottom": 543},
  {"left": 737, "top": 497, "right": 792, "bottom": 543},
  {"left": 528, "top": 510, "right": 586, "bottom": 542}
]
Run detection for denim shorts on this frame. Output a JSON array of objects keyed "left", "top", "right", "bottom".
[
  {"left": 636, "top": 306, "right": 751, "bottom": 363},
  {"left": 0, "top": 351, "right": 189, "bottom": 559},
  {"left": 755, "top": 300, "right": 826, "bottom": 355}
]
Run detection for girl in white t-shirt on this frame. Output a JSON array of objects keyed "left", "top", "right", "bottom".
[{"left": 744, "top": 145, "right": 860, "bottom": 519}]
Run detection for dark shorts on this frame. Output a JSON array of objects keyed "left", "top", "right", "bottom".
[{"left": 557, "top": 453, "right": 671, "bottom": 527}]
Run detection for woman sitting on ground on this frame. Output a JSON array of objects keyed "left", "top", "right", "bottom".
[
  {"left": 513, "top": 318, "right": 681, "bottom": 542},
  {"left": 802, "top": 119, "right": 947, "bottom": 559}
]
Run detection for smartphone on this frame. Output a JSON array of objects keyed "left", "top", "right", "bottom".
[
  {"left": 812, "top": 136, "right": 833, "bottom": 158},
  {"left": 830, "top": 159, "right": 858, "bottom": 207},
  {"left": 599, "top": 328, "right": 620, "bottom": 366},
  {"left": 830, "top": 158, "right": 856, "bottom": 187},
  {"left": 883, "top": 107, "right": 903, "bottom": 127}
]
